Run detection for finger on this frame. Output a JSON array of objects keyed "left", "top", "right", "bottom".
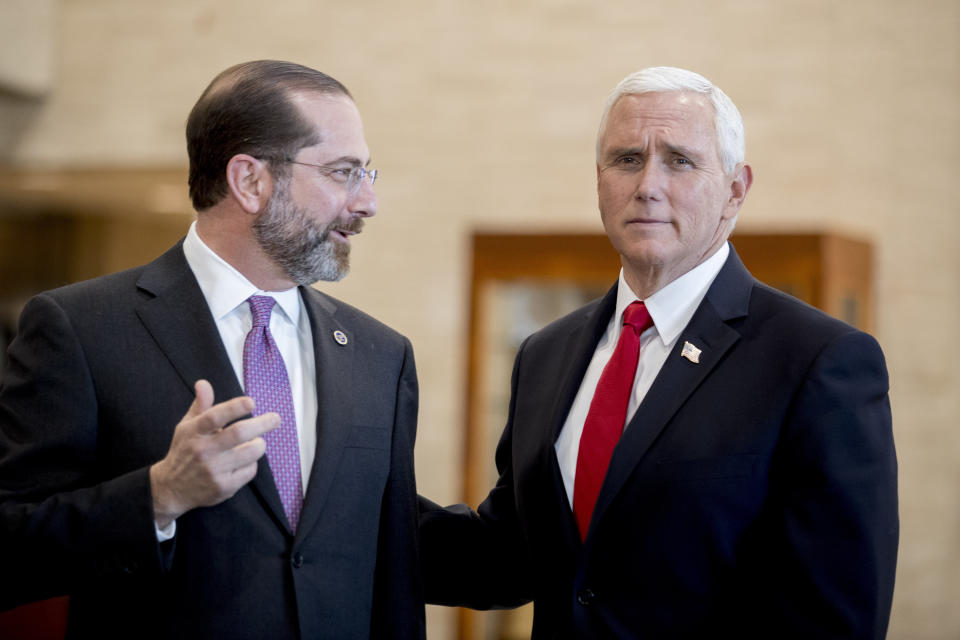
[
  {"left": 218, "top": 412, "right": 281, "bottom": 448},
  {"left": 183, "top": 379, "right": 215, "bottom": 421},
  {"left": 192, "top": 395, "right": 257, "bottom": 435},
  {"left": 228, "top": 436, "right": 269, "bottom": 469},
  {"left": 205, "top": 439, "right": 266, "bottom": 492},
  {"left": 200, "top": 459, "right": 261, "bottom": 506}
]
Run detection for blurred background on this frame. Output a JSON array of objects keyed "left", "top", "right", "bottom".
[{"left": 1, "top": 1, "right": 957, "bottom": 638}]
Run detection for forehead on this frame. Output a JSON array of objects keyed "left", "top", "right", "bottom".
[
  {"left": 290, "top": 91, "right": 369, "bottom": 160},
  {"left": 602, "top": 91, "right": 717, "bottom": 152}
]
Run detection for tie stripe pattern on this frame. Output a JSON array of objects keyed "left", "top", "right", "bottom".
[
  {"left": 573, "top": 301, "right": 653, "bottom": 541},
  {"left": 243, "top": 295, "right": 303, "bottom": 532}
]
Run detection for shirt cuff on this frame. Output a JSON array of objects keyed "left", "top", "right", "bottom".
[{"left": 155, "top": 520, "right": 176, "bottom": 542}]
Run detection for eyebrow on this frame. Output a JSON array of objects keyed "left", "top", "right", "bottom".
[
  {"left": 319, "top": 155, "right": 371, "bottom": 167},
  {"left": 662, "top": 143, "right": 705, "bottom": 161},
  {"left": 604, "top": 143, "right": 707, "bottom": 164},
  {"left": 604, "top": 146, "right": 645, "bottom": 159}
]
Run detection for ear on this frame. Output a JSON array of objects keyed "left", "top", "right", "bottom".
[
  {"left": 722, "top": 162, "right": 753, "bottom": 220},
  {"left": 225, "top": 154, "right": 272, "bottom": 214}
]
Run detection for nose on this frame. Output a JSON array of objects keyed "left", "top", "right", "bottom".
[
  {"left": 347, "top": 173, "right": 377, "bottom": 218},
  {"left": 633, "top": 159, "right": 664, "bottom": 201}
]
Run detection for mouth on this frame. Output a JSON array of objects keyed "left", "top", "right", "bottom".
[
  {"left": 328, "top": 221, "right": 363, "bottom": 243},
  {"left": 625, "top": 217, "right": 670, "bottom": 226},
  {"left": 329, "top": 229, "right": 355, "bottom": 242}
]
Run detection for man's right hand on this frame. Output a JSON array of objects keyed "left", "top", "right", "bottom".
[{"left": 149, "top": 379, "right": 279, "bottom": 529}]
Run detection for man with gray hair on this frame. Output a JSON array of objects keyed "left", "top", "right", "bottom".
[{"left": 420, "top": 67, "right": 898, "bottom": 638}]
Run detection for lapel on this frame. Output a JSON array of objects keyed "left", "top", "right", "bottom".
[
  {"left": 548, "top": 285, "right": 619, "bottom": 443},
  {"left": 292, "top": 287, "right": 356, "bottom": 541},
  {"left": 135, "top": 243, "right": 290, "bottom": 535},
  {"left": 588, "top": 247, "right": 755, "bottom": 536},
  {"left": 532, "top": 286, "right": 619, "bottom": 547},
  {"left": 134, "top": 242, "right": 243, "bottom": 403}
]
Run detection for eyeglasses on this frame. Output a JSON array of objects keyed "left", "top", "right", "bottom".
[{"left": 286, "top": 160, "right": 378, "bottom": 194}]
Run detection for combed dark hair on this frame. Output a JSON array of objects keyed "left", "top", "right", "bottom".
[{"left": 186, "top": 60, "right": 352, "bottom": 211}]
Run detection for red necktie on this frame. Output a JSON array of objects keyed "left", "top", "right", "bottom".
[{"left": 573, "top": 301, "right": 653, "bottom": 541}]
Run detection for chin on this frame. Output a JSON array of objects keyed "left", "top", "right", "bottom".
[{"left": 617, "top": 240, "right": 672, "bottom": 266}]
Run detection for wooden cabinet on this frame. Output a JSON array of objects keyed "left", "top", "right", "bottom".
[{"left": 730, "top": 232, "right": 873, "bottom": 333}]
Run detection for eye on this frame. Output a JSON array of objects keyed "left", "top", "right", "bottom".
[
  {"left": 613, "top": 155, "right": 643, "bottom": 169},
  {"left": 670, "top": 155, "right": 693, "bottom": 169},
  {"left": 330, "top": 167, "right": 354, "bottom": 181}
]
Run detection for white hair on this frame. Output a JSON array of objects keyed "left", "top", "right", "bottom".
[{"left": 595, "top": 67, "right": 745, "bottom": 176}]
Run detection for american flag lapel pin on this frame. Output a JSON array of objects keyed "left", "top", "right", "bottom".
[{"left": 681, "top": 341, "right": 701, "bottom": 364}]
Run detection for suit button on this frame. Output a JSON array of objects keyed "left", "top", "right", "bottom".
[
  {"left": 291, "top": 552, "right": 304, "bottom": 568},
  {"left": 577, "top": 588, "right": 595, "bottom": 606}
]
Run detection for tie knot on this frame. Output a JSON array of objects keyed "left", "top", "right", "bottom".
[
  {"left": 622, "top": 301, "right": 653, "bottom": 334},
  {"left": 248, "top": 295, "right": 276, "bottom": 328}
]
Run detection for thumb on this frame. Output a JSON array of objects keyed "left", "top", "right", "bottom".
[{"left": 186, "top": 379, "right": 215, "bottom": 419}]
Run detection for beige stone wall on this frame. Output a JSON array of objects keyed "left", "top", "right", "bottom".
[{"left": 2, "top": 1, "right": 958, "bottom": 637}]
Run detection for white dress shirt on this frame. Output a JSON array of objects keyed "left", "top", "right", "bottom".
[
  {"left": 182, "top": 221, "right": 318, "bottom": 494},
  {"left": 554, "top": 242, "right": 729, "bottom": 507},
  {"left": 154, "top": 223, "right": 318, "bottom": 540}
]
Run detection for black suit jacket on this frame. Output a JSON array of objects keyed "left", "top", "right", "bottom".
[
  {"left": 421, "top": 246, "right": 898, "bottom": 639},
  {"left": 0, "top": 243, "right": 425, "bottom": 639}
]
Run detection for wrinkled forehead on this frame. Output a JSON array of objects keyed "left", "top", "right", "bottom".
[{"left": 602, "top": 91, "right": 719, "bottom": 154}]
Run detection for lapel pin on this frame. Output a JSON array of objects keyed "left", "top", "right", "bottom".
[
  {"left": 681, "top": 341, "right": 701, "bottom": 364},
  {"left": 332, "top": 330, "right": 348, "bottom": 346}
]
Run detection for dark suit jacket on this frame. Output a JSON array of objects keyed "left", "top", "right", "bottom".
[
  {"left": 421, "top": 246, "right": 898, "bottom": 639},
  {"left": 0, "top": 243, "right": 425, "bottom": 639}
]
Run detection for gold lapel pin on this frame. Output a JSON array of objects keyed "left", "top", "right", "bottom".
[
  {"left": 681, "top": 341, "right": 701, "bottom": 364},
  {"left": 332, "top": 330, "right": 348, "bottom": 346}
]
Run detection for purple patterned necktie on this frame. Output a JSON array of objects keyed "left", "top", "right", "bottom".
[{"left": 243, "top": 295, "right": 303, "bottom": 531}]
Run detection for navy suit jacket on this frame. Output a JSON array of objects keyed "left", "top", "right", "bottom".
[
  {"left": 421, "top": 245, "right": 898, "bottom": 639},
  {"left": 0, "top": 243, "right": 425, "bottom": 639}
]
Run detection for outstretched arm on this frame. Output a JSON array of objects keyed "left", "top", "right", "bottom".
[{"left": 419, "top": 338, "right": 535, "bottom": 610}]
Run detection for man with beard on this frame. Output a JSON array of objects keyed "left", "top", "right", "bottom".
[{"left": 0, "top": 60, "right": 424, "bottom": 639}]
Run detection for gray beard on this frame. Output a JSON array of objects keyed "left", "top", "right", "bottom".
[{"left": 253, "top": 187, "right": 351, "bottom": 286}]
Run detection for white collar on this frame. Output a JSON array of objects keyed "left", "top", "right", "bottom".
[
  {"left": 182, "top": 221, "right": 302, "bottom": 326},
  {"left": 614, "top": 242, "right": 729, "bottom": 345}
]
